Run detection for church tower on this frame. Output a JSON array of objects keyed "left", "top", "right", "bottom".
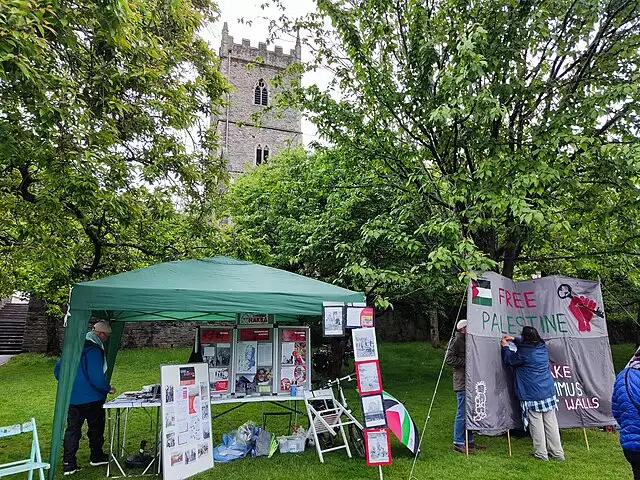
[{"left": 216, "top": 23, "right": 302, "bottom": 176}]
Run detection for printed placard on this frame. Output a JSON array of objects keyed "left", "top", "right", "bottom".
[
  {"left": 361, "top": 394, "right": 387, "bottom": 428},
  {"left": 200, "top": 328, "right": 231, "bottom": 343},
  {"left": 239, "top": 328, "right": 271, "bottom": 341},
  {"left": 323, "top": 305, "right": 345, "bottom": 336},
  {"left": 352, "top": 327, "right": 379, "bottom": 362},
  {"left": 364, "top": 428, "right": 392, "bottom": 466},
  {"left": 238, "top": 313, "right": 271, "bottom": 325},
  {"left": 346, "top": 307, "right": 363, "bottom": 328},
  {"left": 281, "top": 329, "right": 306, "bottom": 342},
  {"left": 355, "top": 360, "right": 383, "bottom": 395},
  {"left": 236, "top": 342, "right": 257, "bottom": 375},
  {"left": 360, "top": 307, "right": 374, "bottom": 327}
]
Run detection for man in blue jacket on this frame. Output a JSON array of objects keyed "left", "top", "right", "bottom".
[
  {"left": 501, "top": 326, "right": 564, "bottom": 461},
  {"left": 54, "top": 321, "right": 117, "bottom": 475},
  {"left": 612, "top": 347, "right": 640, "bottom": 479}
]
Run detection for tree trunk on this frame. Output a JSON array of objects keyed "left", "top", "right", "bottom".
[
  {"left": 328, "top": 337, "right": 345, "bottom": 378},
  {"left": 430, "top": 309, "right": 440, "bottom": 348},
  {"left": 501, "top": 255, "right": 515, "bottom": 279},
  {"left": 46, "top": 312, "right": 60, "bottom": 355},
  {"left": 635, "top": 305, "right": 640, "bottom": 349}
]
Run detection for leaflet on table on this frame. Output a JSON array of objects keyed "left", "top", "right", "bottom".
[{"left": 160, "top": 363, "right": 213, "bottom": 480}]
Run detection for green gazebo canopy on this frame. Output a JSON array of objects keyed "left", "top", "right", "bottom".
[{"left": 49, "top": 256, "right": 365, "bottom": 478}]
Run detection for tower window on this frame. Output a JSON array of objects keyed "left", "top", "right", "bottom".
[
  {"left": 256, "top": 145, "right": 270, "bottom": 165},
  {"left": 254, "top": 79, "right": 268, "bottom": 106}
]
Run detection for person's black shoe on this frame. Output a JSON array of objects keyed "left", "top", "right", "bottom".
[{"left": 90, "top": 453, "right": 109, "bottom": 466}]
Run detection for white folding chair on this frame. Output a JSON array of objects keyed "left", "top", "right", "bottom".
[
  {"left": 0, "top": 418, "right": 49, "bottom": 479},
  {"left": 303, "top": 388, "right": 361, "bottom": 463}
]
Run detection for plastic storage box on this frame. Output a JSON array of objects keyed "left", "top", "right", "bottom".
[{"left": 277, "top": 435, "right": 306, "bottom": 453}]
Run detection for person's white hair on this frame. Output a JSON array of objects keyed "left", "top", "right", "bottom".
[
  {"left": 456, "top": 319, "right": 468, "bottom": 331},
  {"left": 93, "top": 321, "right": 112, "bottom": 334}
]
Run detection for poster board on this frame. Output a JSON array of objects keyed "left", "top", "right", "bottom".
[
  {"left": 200, "top": 327, "right": 232, "bottom": 395},
  {"left": 276, "top": 326, "right": 311, "bottom": 394},
  {"left": 235, "top": 327, "right": 276, "bottom": 395},
  {"left": 160, "top": 363, "right": 213, "bottom": 480}
]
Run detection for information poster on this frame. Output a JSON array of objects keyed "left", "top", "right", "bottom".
[
  {"left": 161, "top": 363, "right": 214, "bottom": 480},
  {"left": 200, "top": 328, "right": 232, "bottom": 394},
  {"left": 277, "top": 327, "right": 310, "bottom": 393},
  {"left": 238, "top": 327, "right": 275, "bottom": 395}
]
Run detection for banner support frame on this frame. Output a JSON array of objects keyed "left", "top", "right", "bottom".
[
  {"left": 465, "top": 429, "right": 469, "bottom": 458},
  {"left": 583, "top": 428, "right": 590, "bottom": 451},
  {"left": 507, "top": 429, "right": 512, "bottom": 457}
]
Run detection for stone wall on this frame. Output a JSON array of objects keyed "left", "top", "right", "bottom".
[
  {"left": 117, "top": 321, "right": 199, "bottom": 349},
  {"left": 22, "top": 297, "right": 56, "bottom": 353}
]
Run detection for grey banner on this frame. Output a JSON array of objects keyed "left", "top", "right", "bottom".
[{"left": 465, "top": 272, "right": 615, "bottom": 432}]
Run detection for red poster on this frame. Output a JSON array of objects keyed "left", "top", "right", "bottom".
[
  {"left": 200, "top": 328, "right": 231, "bottom": 343},
  {"left": 240, "top": 328, "right": 271, "bottom": 341},
  {"left": 214, "top": 380, "right": 229, "bottom": 391},
  {"left": 188, "top": 394, "right": 197, "bottom": 414},
  {"left": 281, "top": 329, "right": 306, "bottom": 342},
  {"left": 360, "top": 307, "right": 374, "bottom": 328},
  {"left": 179, "top": 366, "right": 195, "bottom": 386}
]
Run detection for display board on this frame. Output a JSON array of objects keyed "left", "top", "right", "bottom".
[
  {"left": 234, "top": 327, "right": 276, "bottom": 395},
  {"left": 160, "top": 363, "right": 214, "bottom": 480},
  {"left": 276, "top": 327, "right": 311, "bottom": 394},
  {"left": 200, "top": 327, "right": 233, "bottom": 395},
  {"left": 351, "top": 324, "right": 392, "bottom": 467}
]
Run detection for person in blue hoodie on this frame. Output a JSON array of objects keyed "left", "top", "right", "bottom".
[
  {"left": 612, "top": 347, "right": 640, "bottom": 479},
  {"left": 501, "top": 326, "right": 565, "bottom": 461},
  {"left": 54, "top": 321, "right": 117, "bottom": 475}
]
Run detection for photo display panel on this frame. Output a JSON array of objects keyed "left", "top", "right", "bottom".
[
  {"left": 235, "top": 327, "right": 275, "bottom": 395},
  {"left": 160, "top": 363, "right": 214, "bottom": 480},
  {"left": 200, "top": 327, "right": 232, "bottom": 395},
  {"left": 277, "top": 327, "right": 310, "bottom": 393}
]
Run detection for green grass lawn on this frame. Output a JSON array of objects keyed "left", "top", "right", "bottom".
[{"left": 0, "top": 343, "right": 634, "bottom": 480}]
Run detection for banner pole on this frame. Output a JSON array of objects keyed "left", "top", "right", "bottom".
[
  {"left": 583, "top": 428, "right": 590, "bottom": 451},
  {"left": 507, "top": 429, "right": 512, "bottom": 457},
  {"left": 465, "top": 429, "right": 469, "bottom": 458},
  {"left": 379, "top": 465, "right": 383, "bottom": 480}
]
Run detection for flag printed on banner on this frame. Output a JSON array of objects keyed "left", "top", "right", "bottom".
[{"left": 471, "top": 279, "right": 492, "bottom": 307}]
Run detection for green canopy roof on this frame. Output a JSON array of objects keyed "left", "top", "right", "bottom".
[
  {"left": 72, "top": 256, "right": 363, "bottom": 316},
  {"left": 48, "top": 256, "right": 365, "bottom": 478}
]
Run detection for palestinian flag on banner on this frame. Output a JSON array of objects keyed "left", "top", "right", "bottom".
[{"left": 471, "top": 278, "right": 492, "bottom": 306}]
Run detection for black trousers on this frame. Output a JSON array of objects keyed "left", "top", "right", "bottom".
[
  {"left": 624, "top": 449, "right": 640, "bottom": 480},
  {"left": 63, "top": 400, "right": 106, "bottom": 466}
]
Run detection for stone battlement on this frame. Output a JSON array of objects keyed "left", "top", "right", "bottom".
[{"left": 220, "top": 22, "right": 300, "bottom": 69}]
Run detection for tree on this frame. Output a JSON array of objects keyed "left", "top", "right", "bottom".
[
  {"left": 264, "top": 0, "right": 640, "bottom": 281},
  {"left": 228, "top": 147, "right": 481, "bottom": 325},
  {"left": 0, "top": 0, "right": 235, "bottom": 319}
]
